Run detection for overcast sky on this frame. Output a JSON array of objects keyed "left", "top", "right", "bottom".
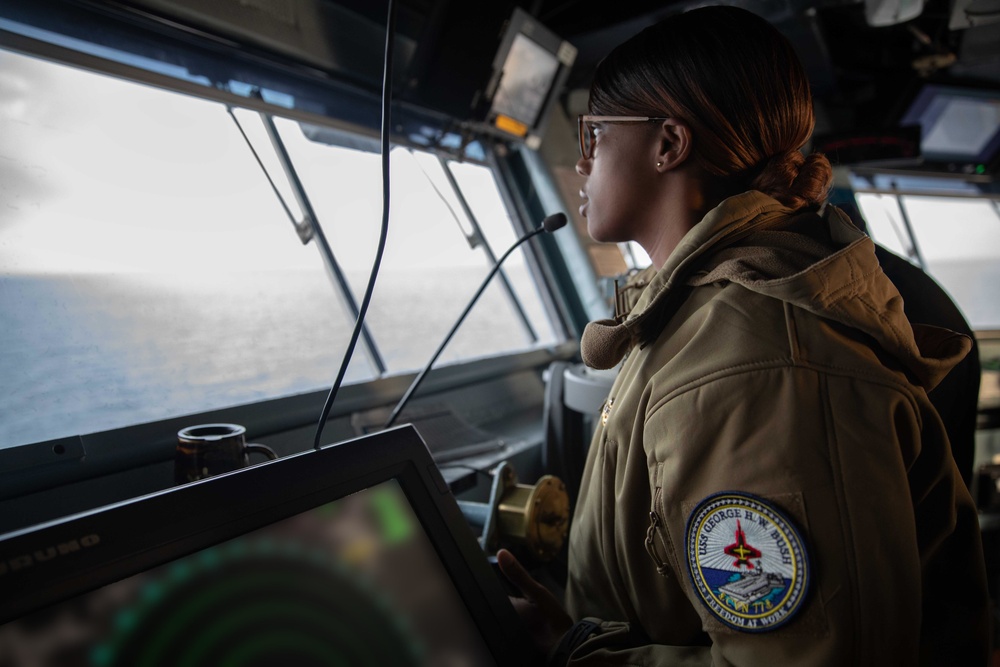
[{"left": 0, "top": 49, "right": 517, "bottom": 275}]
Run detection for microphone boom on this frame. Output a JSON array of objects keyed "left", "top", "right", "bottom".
[{"left": 383, "top": 213, "right": 567, "bottom": 429}]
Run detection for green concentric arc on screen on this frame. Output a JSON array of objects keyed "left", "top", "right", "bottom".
[
  {"left": 174, "top": 602, "right": 370, "bottom": 667},
  {"left": 219, "top": 632, "right": 350, "bottom": 667},
  {"left": 90, "top": 539, "right": 422, "bottom": 667}
]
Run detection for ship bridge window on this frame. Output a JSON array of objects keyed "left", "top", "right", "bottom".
[
  {"left": 852, "top": 181, "right": 1000, "bottom": 331},
  {"left": 0, "top": 47, "right": 562, "bottom": 449}
]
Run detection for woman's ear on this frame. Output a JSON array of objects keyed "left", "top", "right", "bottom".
[{"left": 655, "top": 118, "right": 693, "bottom": 171}]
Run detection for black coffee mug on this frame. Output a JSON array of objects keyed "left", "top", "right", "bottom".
[{"left": 175, "top": 423, "right": 278, "bottom": 484}]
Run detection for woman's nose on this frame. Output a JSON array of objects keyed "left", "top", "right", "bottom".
[{"left": 575, "top": 155, "right": 591, "bottom": 177}]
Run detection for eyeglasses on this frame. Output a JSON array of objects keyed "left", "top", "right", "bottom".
[{"left": 577, "top": 115, "right": 671, "bottom": 160}]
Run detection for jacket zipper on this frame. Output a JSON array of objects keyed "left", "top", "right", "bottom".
[{"left": 644, "top": 487, "right": 671, "bottom": 576}]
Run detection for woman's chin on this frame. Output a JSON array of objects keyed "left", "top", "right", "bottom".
[{"left": 587, "top": 222, "right": 621, "bottom": 245}]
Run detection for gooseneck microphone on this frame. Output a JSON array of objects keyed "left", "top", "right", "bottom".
[{"left": 383, "top": 212, "right": 568, "bottom": 429}]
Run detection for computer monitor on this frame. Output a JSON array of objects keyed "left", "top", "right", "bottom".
[
  {"left": 480, "top": 7, "right": 577, "bottom": 149},
  {"left": 0, "top": 425, "right": 529, "bottom": 666},
  {"left": 900, "top": 83, "right": 1000, "bottom": 173}
]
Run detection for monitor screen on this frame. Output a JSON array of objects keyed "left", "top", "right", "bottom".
[
  {"left": 0, "top": 479, "right": 495, "bottom": 666},
  {"left": 490, "top": 33, "right": 561, "bottom": 130},
  {"left": 0, "top": 426, "right": 528, "bottom": 666},
  {"left": 901, "top": 84, "right": 1000, "bottom": 164},
  {"left": 481, "top": 7, "right": 575, "bottom": 148}
]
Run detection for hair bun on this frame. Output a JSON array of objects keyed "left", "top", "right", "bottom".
[{"left": 750, "top": 151, "right": 833, "bottom": 210}]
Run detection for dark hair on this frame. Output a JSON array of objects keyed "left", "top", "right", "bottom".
[{"left": 589, "top": 5, "right": 832, "bottom": 210}]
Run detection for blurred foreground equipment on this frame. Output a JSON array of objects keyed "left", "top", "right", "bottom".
[{"left": 458, "top": 462, "right": 569, "bottom": 562}]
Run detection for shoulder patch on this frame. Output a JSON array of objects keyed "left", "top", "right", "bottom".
[{"left": 685, "top": 492, "right": 810, "bottom": 632}]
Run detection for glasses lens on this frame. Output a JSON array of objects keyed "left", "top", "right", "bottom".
[{"left": 578, "top": 117, "right": 593, "bottom": 159}]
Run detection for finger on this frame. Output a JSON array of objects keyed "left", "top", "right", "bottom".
[
  {"left": 496, "top": 549, "right": 549, "bottom": 602},
  {"left": 496, "top": 549, "right": 533, "bottom": 595}
]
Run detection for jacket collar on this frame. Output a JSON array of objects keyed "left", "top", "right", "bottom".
[
  {"left": 582, "top": 191, "right": 798, "bottom": 369},
  {"left": 580, "top": 191, "right": 970, "bottom": 390}
]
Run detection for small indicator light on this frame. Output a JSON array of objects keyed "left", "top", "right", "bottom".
[{"left": 494, "top": 114, "right": 528, "bottom": 137}]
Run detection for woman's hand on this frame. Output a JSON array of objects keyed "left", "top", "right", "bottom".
[{"left": 496, "top": 548, "right": 574, "bottom": 657}]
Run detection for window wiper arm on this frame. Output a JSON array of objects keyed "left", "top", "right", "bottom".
[
  {"left": 407, "top": 150, "right": 539, "bottom": 344},
  {"left": 226, "top": 103, "right": 387, "bottom": 376},
  {"left": 226, "top": 106, "right": 313, "bottom": 245}
]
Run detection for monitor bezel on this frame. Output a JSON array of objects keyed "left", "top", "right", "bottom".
[
  {"left": 478, "top": 6, "right": 576, "bottom": 148},
  {"left": 899, "top": 82, "right": 1000, "bottom": 167},
  {"left": 0, "top": 425, "right": 529, "bottom": 666}
]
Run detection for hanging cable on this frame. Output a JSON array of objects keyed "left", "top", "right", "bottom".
[{"left": 313, "top": 0, "right": 397, "bottom": 450}]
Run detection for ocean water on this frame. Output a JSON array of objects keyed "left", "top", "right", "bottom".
[{"left": 0, "top": 268, "right": 554, "bottom": 448}]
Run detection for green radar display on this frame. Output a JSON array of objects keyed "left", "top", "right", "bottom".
[{"left": 92, "top": 540, "right": 423, "bottom": 667}]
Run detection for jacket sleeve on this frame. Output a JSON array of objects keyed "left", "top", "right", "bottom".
[
  {"left": 557, "top": 619, "right": 714, "bottom": 666},
  {"left": 562, "top": 366, "right": 988, "bottom": 666}
]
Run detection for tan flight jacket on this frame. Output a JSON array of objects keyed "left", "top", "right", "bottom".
[{"left": 564, "top": 191, "right": 990, "bottom": 666}]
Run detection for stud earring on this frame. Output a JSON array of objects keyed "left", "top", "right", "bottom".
[{"left": 656, "top": 161, "right": 664, "bottom": 168}]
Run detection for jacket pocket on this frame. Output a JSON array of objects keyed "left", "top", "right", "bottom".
[{"left": 645, "top": 485, "right": 673, "bottom": 576}]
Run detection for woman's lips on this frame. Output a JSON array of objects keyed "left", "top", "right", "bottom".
[{"left": 579, "top": 190, "right": 588, "bottom": 217}]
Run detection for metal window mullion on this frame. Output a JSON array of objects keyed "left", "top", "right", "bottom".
[
  {"left": 0, "top": 29, "right": 383, "bottom": 145},
  {"left": 257, "top": 111, "right": 387, "bottom": 375},
  {"left": 490, "top": 148, "right": 578, "bottom": 340},
  {"left": 892, "top": 184, "right": 928, "bottom": 271},
  {"left": 438, "top": 156, "right": 539, "bottom": 343},
  {"left": 853, "top": 186, "right": 1000, "bottom": 201}
]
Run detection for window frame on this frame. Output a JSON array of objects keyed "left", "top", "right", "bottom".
[
  {"left": 849, "top": 168, "right": 1000, "bottom": 332},
  {"left": 0, "top": 19, "right": 579, "bottom": 523}
]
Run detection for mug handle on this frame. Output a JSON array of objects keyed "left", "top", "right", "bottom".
[{"left": 246, "top": 443, "right": 279, "bottom": 461}]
